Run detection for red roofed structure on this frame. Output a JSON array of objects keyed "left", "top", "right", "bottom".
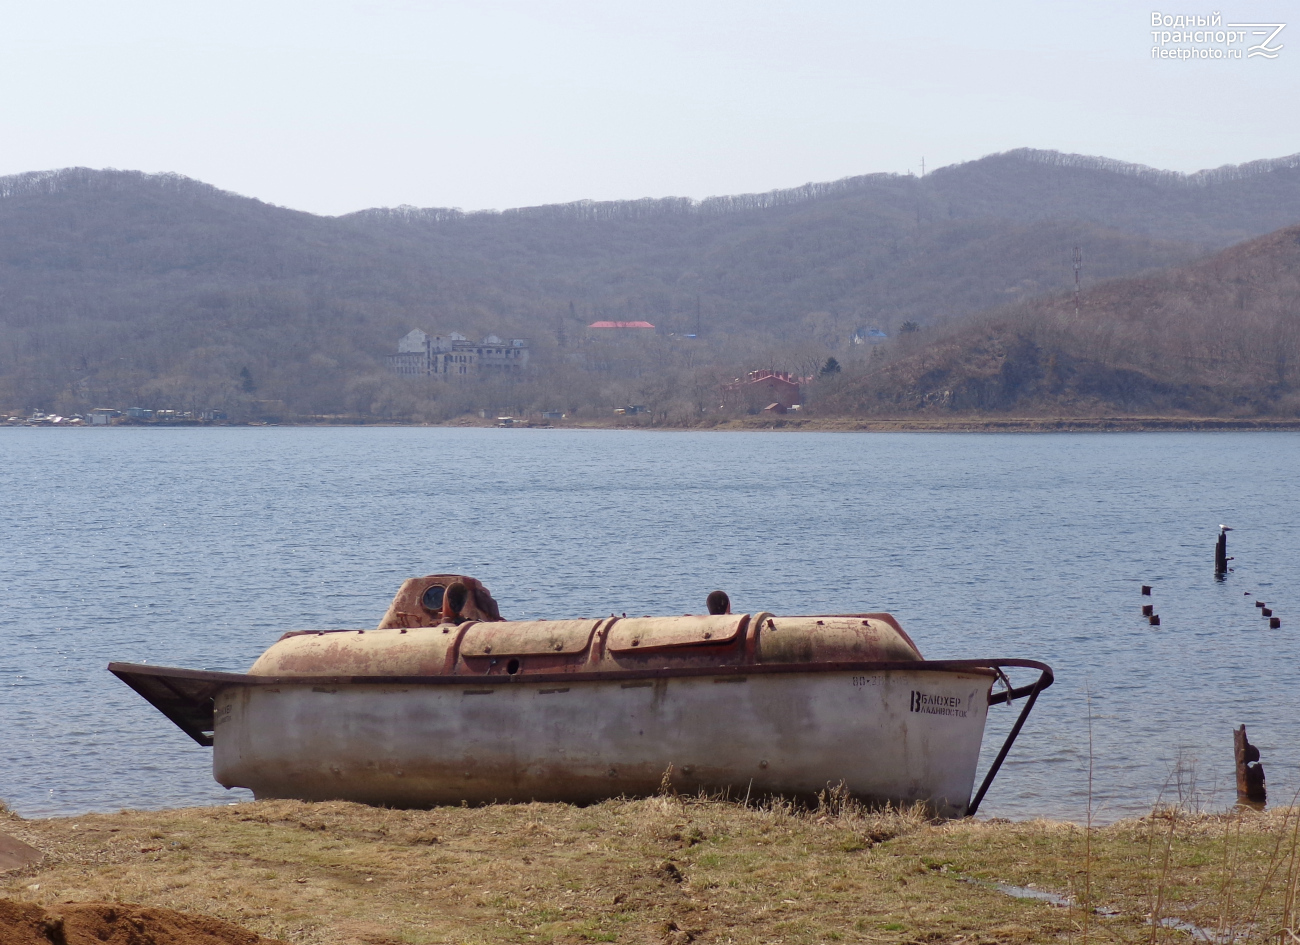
[
  {"left": 588, "top": 320, "right": 655, "bottom": 329},
  {"left": 721, "top": 370, "right": 804, "bottom": 409}
]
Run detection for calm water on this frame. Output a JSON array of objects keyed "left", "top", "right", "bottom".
[{"left": 2, "top": 427, "right": 1297, "bottom": 823}]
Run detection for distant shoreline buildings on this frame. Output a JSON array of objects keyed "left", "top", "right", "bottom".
[
  {"left": 720, "top": 370, "right": 806, "bottom": 410},
  {"left": 387, "top": 329, "right": 530, "bottom": 378},
  {"left": 4, "top": 407, "right": 229, "bottom": 426}
]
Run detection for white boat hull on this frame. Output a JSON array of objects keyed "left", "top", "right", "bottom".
[{"left": 213, "top": 667, "right": 993, "bottom": 816}]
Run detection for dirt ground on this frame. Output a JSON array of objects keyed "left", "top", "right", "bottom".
[
  {"left": 0, "top": 897, "right": 285, "bottom": 945},
  {"left": 3, "top": 796, "right": 1298, "bottom": 945}
]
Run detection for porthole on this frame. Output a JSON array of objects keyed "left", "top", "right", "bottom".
[{"left": 421, "top": 584, "right": 445, "bottom": 613}]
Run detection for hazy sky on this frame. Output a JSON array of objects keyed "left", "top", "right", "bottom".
[{"left": 2, "top": 0, "right": 1296, "bottom": 215}]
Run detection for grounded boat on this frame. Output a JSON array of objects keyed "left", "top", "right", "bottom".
[{"left": 110, "top": 574, "right": 1053, "bottom": 818}]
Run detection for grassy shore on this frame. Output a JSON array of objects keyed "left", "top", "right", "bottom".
[{"left": 5, "top": 796, "right": 1300, "bottom": 945}]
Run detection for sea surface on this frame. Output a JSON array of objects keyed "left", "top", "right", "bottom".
[{"left": 2, "top": 427, "right": 1297, "bottom": 823}]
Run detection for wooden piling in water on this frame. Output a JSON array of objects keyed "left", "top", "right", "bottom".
[{"left": 1234, "top": 725, "right": 1266, "bottom": 801}]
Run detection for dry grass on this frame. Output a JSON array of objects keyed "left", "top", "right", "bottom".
[{"left": 4, "top": 796, "right": 1300, "bottom": 945}]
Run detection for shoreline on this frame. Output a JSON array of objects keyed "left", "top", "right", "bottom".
[
  {"left": 4, "top": 797, "right": 1298, "bottom": 944},
  {"left": 8, "top": 415, "right": 1300, "bottom": 433}
]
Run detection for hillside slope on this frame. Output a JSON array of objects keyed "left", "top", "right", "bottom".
[
  {"left": 2, "top": 149, "right": 1299, "bottom": 416},
  {"left": 817, "top": 224, "right": 1300, "bottom": 418}
]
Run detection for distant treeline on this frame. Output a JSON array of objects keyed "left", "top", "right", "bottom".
[{"left": 2, "top": 148, "right": 1300, "bottom": 421}]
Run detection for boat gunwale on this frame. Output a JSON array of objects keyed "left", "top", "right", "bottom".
[{"left": 108, "top": 657, "right": 1050, "bottom": 689}]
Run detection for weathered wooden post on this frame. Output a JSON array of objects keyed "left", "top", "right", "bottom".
[
  {"left": 1234, "top": 725, "right": 1266, "bottom": 801},
  {"left": 1215, "top": 529, "right": 1229, "bottom": 575}
]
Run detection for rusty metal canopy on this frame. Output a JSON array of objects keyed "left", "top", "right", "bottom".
[
  {"left": 606, "top": 615, "right": 746, "bottom": 653},
  {"left": 461, "top": 619, "right": 601, "bottom": 657}
]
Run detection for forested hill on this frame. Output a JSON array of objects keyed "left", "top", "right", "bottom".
[
  {"left": 816, "top": 222, "right": 1300, "bottom": 419},
  {"left": 353, "top": 148, "right": 1300, "bottom": 246},
  {"left": 2, "top": 148, "right": 1300, "bottom": 418}
]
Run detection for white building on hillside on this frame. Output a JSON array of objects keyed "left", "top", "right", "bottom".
[{"left": 386, "top": 329, "right": 530, "bottom": 378}]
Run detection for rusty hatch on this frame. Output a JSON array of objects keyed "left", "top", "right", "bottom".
[
  {"left": 606, "top": 615, "right": 746, "bottom": 653},
  {"left": 460, "top": 619, "right": 601, "bottom": 657}
]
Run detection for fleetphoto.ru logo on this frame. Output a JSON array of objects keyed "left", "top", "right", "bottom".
[{"left": 1151, "top": 12, "right": 1285, "bottom": 59}]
